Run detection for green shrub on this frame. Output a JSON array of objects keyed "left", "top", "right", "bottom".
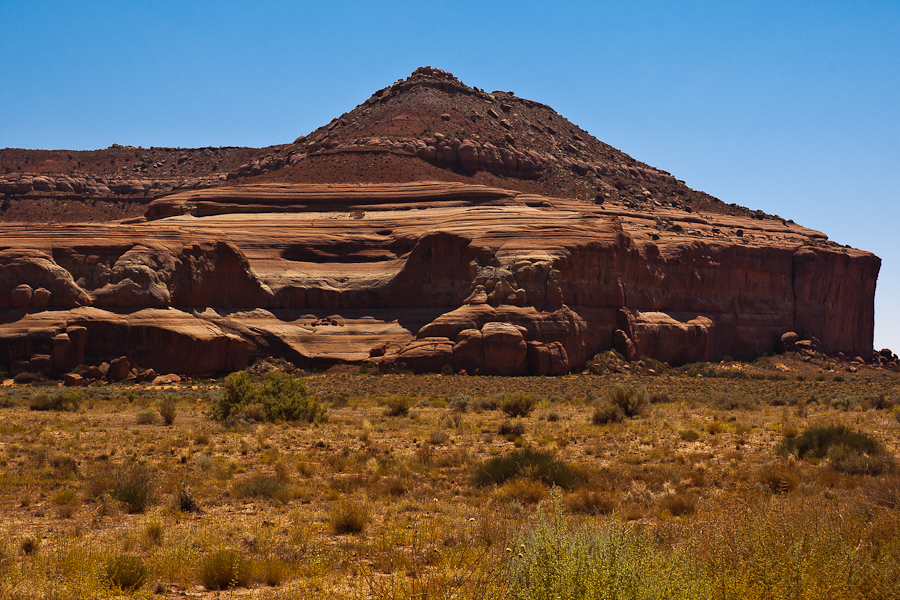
[
  {"left": 474, "top": 448, "right": 584, "bottom": 489},
  {"left": 592, "top": 401, "right": 623, "bottom": 425},
  {"left": 103, "top": 554, "right": 148, "bottom": 591},
  {"left": 710, "top": 391, "right": 760, "bottom": 411},
  {"left": 778, "top": 424, "right": 884, "bottom": 460},
  {"left": 13, "top": 371, "right": 43, "bottom": 384},
  {"left": 500, "top": 392, "right": 537, "bottom": 418},
  {"left": 200, "top": 549, "right": 252, "bottom": 590},
  {"left": 211, "top": 371, "right": 326, "bottom": 423},
  {"left": 509, "top": 497, "right": 708, "bottom": 600},
  {"left": 604, "top": 384, "right": 648, "bottom": 417},
  {"left": 382, "top": 395, "right": 413, "bottom": 417},
  {"left": 778, "top": 424, "right": 893, "bottom": 475},
  {"left": 29, "top": 389, "right": 82, "bottom": 411}
]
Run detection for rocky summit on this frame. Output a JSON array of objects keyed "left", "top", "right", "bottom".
[{"left": 0, "top": 68, "right": 880, "bottom": 378}]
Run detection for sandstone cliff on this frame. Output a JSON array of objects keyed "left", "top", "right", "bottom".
[{"left": 0, "top": 182, "right": 879, "bottom": 376}]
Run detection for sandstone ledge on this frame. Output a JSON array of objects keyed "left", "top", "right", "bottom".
[{"left": 0, "top": 182, "right": 879, "bottom": 376}]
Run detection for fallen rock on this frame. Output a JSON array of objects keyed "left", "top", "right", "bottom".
[
  {"left": 63, "top": 373, "right": 83, "bottom": 387},
  {"left": 152, "top": 373, "right": 181, "bottom": 385},
  {"left": 107, "top": 356, "right": 131, "bottom": 382}
]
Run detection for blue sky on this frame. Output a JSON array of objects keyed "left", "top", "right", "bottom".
[{"left": 2, "top": 1, "right": 898, "bottom": 351}]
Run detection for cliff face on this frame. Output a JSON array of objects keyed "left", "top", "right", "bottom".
[
  {"left": 0, "top": 68, "right": 880, "bottom": 377},
  {"left": 0, "top": 182, "right": 879, "bottom": 376}
]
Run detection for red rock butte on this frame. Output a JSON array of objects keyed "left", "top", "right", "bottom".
[{"left": 0, "top": 67, "right": 880, "bottom": 377}]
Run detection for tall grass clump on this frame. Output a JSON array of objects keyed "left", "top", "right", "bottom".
[
  {"left": 102, "top": 554, "right": 148, "bottom": 591},
  {"left": 158, "top": 397, "right": 176, "bottom": 425},
  {"left": 508, "top": 496, "right": 709, "bottom": 600},
  {"left": 211, "top": 371, "right": 326, "bottom": 423},
  {"left": 474, "top": 448, "right": 584, "bottom": 489},
  {"left": 695, "top": 497, "right": 900, "bottom": 600},
  {"left": 330, "top": 499, "right": 371, "bottom": 534},
  {"left": 200, "top": 549, "right": 252, "bottom": 590},
  {"left": 235, "top": 475, "right": 291, "bottom": 503},
  {"left": 87, "top": 462, "right": 156, "bottom": 513}
]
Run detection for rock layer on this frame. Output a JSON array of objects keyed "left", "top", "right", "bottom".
[{"left": 0, "top": 181, "right": 879, "bottom": 376}]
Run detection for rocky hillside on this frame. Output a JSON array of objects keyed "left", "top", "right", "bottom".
[
  {"left": 0, "top": 68, "right": 881, "bottom": 378},
  {"left": 228, "top": 67, "right": 767, "bottom": 218},
  {"left": 0, "top": 145, "right": 276, "bottom": 221}
]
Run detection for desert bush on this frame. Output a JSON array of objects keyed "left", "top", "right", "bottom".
[
  {"left": 176, "top": 483, "right": 201, "bottom": 513},
  {"left": 13, "top": 371, "right": 43, "bottom": 384},
  {"left": 754, "top": 461, "right": 801, "bottom": 494},
  {"left": 710, "top": 391, "right": 759, "bottom": 411},
  {"left": 255, "top": 557, "right": 289, "bottom": 587},
  {"left": 509, "top": 498, "right": 708, "bottom": 600},
  {"left": 474, "top": 448, "right": 584, "bottom": 489},
  {"left": 103, "top": 554, "right": 148, "bottom": 591},
  {"left": 211, "top": 371, "right": 326, "bottom": 423},
  {"left": 330, "top": 499, "right": 371, "bottom": 534},
  {"left": 428, "top": 429, "right": 450, "bottom": 445},
  {"left": 778, "top": 424, "right": 894, "bottom": 475},
  {"left": 87, "top": 462, "right": 156, "bottom": 513},
  {"left": 449, "top": 394, "right": 471, "bottom": 412},
  {"left": 145, "top": 520, "right": 164, "bottom": 547},
  {"left": 500, "top": 392, "right": 537, "bottom": 418},
  {"left": 497, "top": 477, "right": 548, "bottom": 504},
  {"left": 235, "top": 475, "right": 291, "bottom": 503},
  {"left": 826, "top": 443, "right": 895, "bottom": 476},
  {"left": 158, "top": 397, "right": 176, "bottom": 425},
  {"left": 499, "top": 420, "right": 526, "bottom": 437},
  {"left": 200, "top": 549, "right": 252, "bottom": 590},
  {"left": 679, "top": 429, "right": 701, "bottom": 442},
  {"left": 604, "top": 384, "right": 648, "bottom": 418},
  {"left": 650, "top": 391, "right": 675, "bottom": 404},
  {"left": 565, "top": 487, "right": 618, "bottom": 515},
  {"left": 778, "top": 424, "right": 883, "bottom": 460},
  {"left": 382, "top": 395, "right": 413, "bottom": 417},
  {"left": 29, "top": 388, "right": 82, "bottom": 411},
  {"left": 135, "top": 410, "right": 156, "bottom": 425},
  {"left": 592, "top": 401, "right": 623, "bottom": 425},
  {"left": 658, "top": 492, "right": 698, "bottom": 516}
]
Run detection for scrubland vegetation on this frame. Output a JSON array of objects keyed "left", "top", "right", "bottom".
[{"left": 0, "top": 356, "right": 898, "bottom": 599}]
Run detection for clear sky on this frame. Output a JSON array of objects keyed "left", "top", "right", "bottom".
[{"left": 2, "top": 0, "right": 898, "bottom": 351}]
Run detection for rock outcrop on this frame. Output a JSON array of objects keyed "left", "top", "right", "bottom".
[
  {"left": 0, "top": 181, "right": 879, "bottom": 376},
  {"left": 0, "top": 69, "right": 881, "bottom": 376}
]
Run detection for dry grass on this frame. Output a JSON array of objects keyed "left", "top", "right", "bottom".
[{"left": 0, "top": 364, "right": 897, "bottom": 598}]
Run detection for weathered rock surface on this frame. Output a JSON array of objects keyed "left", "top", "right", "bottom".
[{"left": 0, "top": 181, "right": 879, "bottom": 375}]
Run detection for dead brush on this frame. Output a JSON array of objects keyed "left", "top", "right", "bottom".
[
  {"left": 329, "top": 499, "right": 371, "bottom": 534},
  {"left": 565, "top": 487, "right": 619, "bottom": 515},
  {"left": 754, "top": 461, "right": 800, "bottom": 494}
]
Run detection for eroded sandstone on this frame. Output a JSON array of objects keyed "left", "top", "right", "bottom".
[{"left": 0, "top": 181, "right": 880, "bottom": 376}]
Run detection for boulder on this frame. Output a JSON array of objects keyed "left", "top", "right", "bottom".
[
  {"left": 107, "top": 356, "right": 131, "bottom": 382},
  {"left": 152, "top": 373, "right": 181, "bottom": 385},
  {"left": 781, "top": 331, "right": 799, "bottom": 352},
  {"left": 10, "top": 284, "right": 33, "bottom": 308},
  {"left": 526, "top": 341, "right": 569, "bottom": 375},
  {"left": 63, "top": 373, "right": 83, "bottom": 387},
  {"left": 480, "top": 322, "right": 527, "bottom": 375},
  {"left": 32, "top": 287, "right": 51, "bottom": 307},
  {"left": 388, "top": 337, "right": 455, "bottom": 374}
]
